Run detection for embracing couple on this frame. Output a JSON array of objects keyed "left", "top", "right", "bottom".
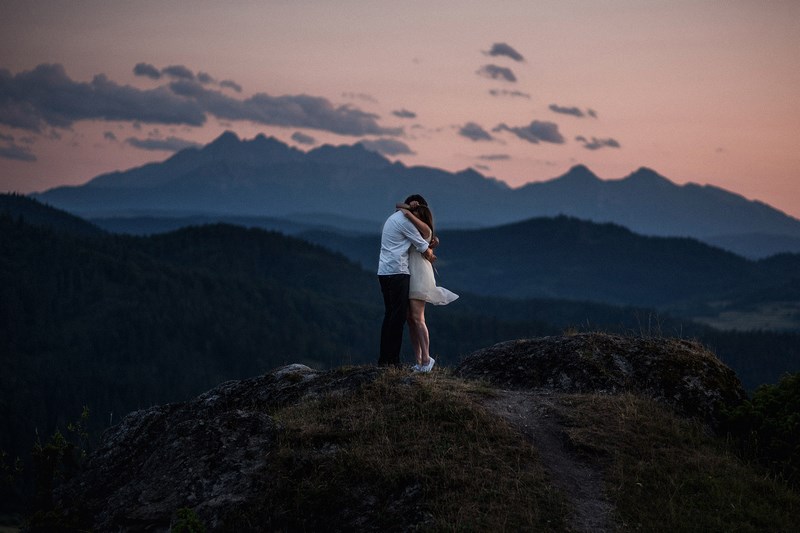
[{"left": 377, "top": 194, "right": 458, "bottom": 372}]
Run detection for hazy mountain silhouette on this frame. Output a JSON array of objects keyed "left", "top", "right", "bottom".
[{"left": 33, "top": 131, "right": 800, "bottom": 257}]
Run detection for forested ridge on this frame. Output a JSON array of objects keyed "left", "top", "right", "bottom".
[
  {"left": 303, "top": 215, "right": 800, "bottom": 309},
  {"left": 2, "top": 197, "right": 800, "bottom": 513}
]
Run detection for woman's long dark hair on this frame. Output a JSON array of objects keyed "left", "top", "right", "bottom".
[{"left": 414, "top": 205, "right": 434, "bottom": 238}]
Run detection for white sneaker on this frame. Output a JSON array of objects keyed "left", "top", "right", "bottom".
[
  {"left": 412, "top": 364, "right": 421, "bottom": 372},
  {"left": 420, "top": 357, "right": 436, "bottom": 373}
]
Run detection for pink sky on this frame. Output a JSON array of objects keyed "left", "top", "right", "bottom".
[{"left": 1, "top": 0, "right": 799, "bottom": 217}]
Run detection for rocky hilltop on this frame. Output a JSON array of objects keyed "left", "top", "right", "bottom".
[
  {"left": 50, "top": 334, "right": 797, "bottom": 532},
  {"left": 455, "top": 334, "right": 745, "bottom": 426}
]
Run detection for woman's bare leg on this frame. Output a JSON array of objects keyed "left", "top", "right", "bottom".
[
  {"left": 407, "top": 308, "right": 422, "bottom": 366},
  {"left": 408, "top": 299, "right": 430, "bottom": 365}
]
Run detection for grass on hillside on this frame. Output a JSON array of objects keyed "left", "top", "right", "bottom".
[
  {"left": 557, "top": 393, "right": 800, "bottom": 532},
  {"left": 257, "top": 368, "right": 569, "bottom": 531},
  {"left": 220, "top": 367, "right": 798, "bottom": 531}
]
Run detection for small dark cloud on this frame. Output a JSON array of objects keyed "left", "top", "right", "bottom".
[
  {"left": 104, "top": 131, "right": 118, "bottom": 142},
  {"left": 0, "top": 135, "right": 37, "bottom": 161},
  {"left": 549, "top": 104, "right": 599, "bottom": 119},
  {"left": 575, "top": 136, "right": 620, "bottom": 150},
  {"left": 220, "top": 79, "right": 242, "bottom": 93},
  {"left": 494, "top": 121, "right": 565, "bottom": 144},
  {"left": 478, "top": 154, "right": 510, "bottom": 161},
  {"left": 125, "top": 135, "right": 201, "bottom": 152},
  {"left": 549, "top": 104, "right": 584, "bottom": 117},
  {"left": 475, "top": 164, "right": 491, "bottom": 171},
  {"left": 291, "top": 131, "right": 316, "bottom": 145},
  {"left": 197, "top": 72, "right": 215, "bottom": 84},
  {"left": 133, "top": 62, "right": 161, "bottom": 80},
  {"left": 476, "top": 64, "right": 517, "bottom": 83},
  {"left": 459, "top": 122, "right": 493, "bottom": 142},
  {"left": 489, "top": 89, "right": 531, "bottom": 99},
  {"left": 162, "top": 65, "right": 195, "bottom": 80},
  {"left": 485, "top": 43, "right": 525, "bottom": 62},
  {"left": 392, "top": 109, "right": 417, "bottom": 119},
  {"left": 359, "top": 138, "right": 414, "bottom": 156}
]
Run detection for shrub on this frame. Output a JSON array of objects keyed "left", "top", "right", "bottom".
[{"left": 724, "top": 373, "right": 800, "bottom": 487}]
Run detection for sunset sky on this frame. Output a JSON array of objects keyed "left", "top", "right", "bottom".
[{"left": 1, "top": 0, "right": 799, "bottom": 217}]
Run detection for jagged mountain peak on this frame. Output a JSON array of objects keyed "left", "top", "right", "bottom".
[
  {"left": 307, "top": 142, "right": 391, "bottom": 168},
  {"left": 206, "top": 129, "right": 240, "bottom": 148},
  {"left": 557, "top": 164, "right": 601, "bottom": 184},
  {"left": 623, "top": 167, "right": 673, "bottom": 186}
]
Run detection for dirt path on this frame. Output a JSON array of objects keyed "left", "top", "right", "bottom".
[{"left": 481, "top": 390, "right": 614, "bottom": 533}]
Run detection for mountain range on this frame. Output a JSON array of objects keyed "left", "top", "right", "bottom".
[{"left": 32, "top": 131, "right": 800, "bottom": 258}]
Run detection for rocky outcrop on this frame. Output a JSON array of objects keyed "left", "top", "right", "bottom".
[
  {"left": 54, "top": 364, "right": 386, "bottom": 531},
  {"left": 52, "top": 335, "right": 748, "bottom": 531},
  {"left": 455, "top": 333, "right": 746, "bottom": 426}
]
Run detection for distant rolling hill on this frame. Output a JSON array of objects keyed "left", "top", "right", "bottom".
[
  {"left": 6, "top": 193, "right": 798, "bottom": 330},
  {"left": 32, "top": 131, "right": 800, "bottom": 258},
  {"left": 301, "top": 215, "right": 800, "bottom": 329}
]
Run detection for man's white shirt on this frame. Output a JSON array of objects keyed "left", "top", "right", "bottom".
[{"left": 377, "top": 211, "right": 430, "bottom": 275}]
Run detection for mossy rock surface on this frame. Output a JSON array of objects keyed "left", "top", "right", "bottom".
[{"left": 455, "top": 333, "right": 746, "bottom": 426}]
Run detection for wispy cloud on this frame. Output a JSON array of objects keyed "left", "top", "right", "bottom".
[
  {"left": 220, "top": 79, "right": 242, "bottom": 93},
  {"left": 575, "top": 136, "right": 620, "bottom": 150},
  {"left": 549, "top": 104, "right": 584, "bottom": 117},
  {"left": 494, "top": 121, "right": 565, "bottom": 144},
  {"left": 0, "top": 134, "right": 37, "bottom": 161},
  {"left": 0, "top": 64, "right": 206, "bottom": 131},
  {"left": 103, "top": 131, "right": 118, "bottom": 141},
  {"left": 476, "top": 64, "right": 517, "bottom": 83},
  {"left": 0, "top": 64, "right": 399, "bottom": 138},
  {"left": 359, "top": 138, "right": 414, "bottom": 156},
  {"left": 549, "top": 104, "right": 598, "bottom": 118},
  {"left": 161, "top": 65, "right": 195, "bottom": 80},
  {"left": 489, "top": 89, "right": 531, "bottom": 99},
  {"left": 197, "top": 72, "right": 215, "bottom": 84},
  {"left": 459, "top": 122, "right": 494, "bottom": 141},
  {"left": 484, "top": 43, "right": 525, "bottom": 62},
  {"left": 169, "top": 79, "right": 402, "bottom": 136},
  {"left": 291, "top": 131, "right": 316, "bottom": 145},
  {"left": 477, "top": 154, "right": 510, "bottom": 161},
  {"left": 125, "top": 135, "right": 201, "bottom": 152},
  {"left": 392, "top": 109, "right": 417, "bottom": 119},
  {"left": 133, "top": 62, "right": 161, "bottom": 80}
]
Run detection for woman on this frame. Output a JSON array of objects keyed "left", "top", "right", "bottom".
[{"left": 396, "top": 202, "right": 458, "bottom": 372}]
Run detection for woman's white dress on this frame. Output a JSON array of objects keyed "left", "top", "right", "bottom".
[{"left": 408, "top": 242, "right": 459, "bottom": 305}]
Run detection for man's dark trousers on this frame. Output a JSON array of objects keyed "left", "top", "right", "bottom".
[{"left": 378, "top": 274, "right": 410, "bottom": 366}]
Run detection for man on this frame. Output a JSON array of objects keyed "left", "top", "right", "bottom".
[{"left": 377, "top": 194, "right": 435, "bottom": 366}]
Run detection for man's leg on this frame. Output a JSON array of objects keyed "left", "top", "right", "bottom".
[{"left": 378, "top": 274, "right": 410, "bottom": 366}]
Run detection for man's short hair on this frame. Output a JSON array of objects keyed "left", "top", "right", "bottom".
[{"left": 404, "top": 194, "right": 428, "bottom": 206}]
